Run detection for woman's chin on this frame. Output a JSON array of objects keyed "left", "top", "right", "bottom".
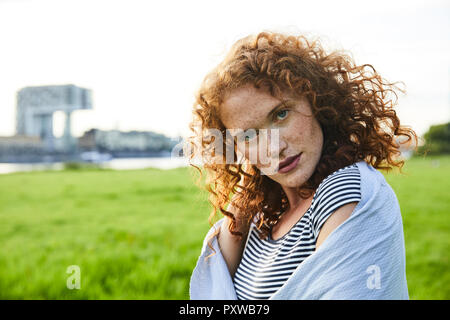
[{"left": 259, "top": 168, "right": 301, "bottom": 188}]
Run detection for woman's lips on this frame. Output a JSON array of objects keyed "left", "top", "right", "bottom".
[{"left": 278, "top": 153, "right": 302, "bottom": 173}]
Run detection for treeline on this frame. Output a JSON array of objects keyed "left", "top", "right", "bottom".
[{"left": 416, "top": 122, "right": 450, "bottom": 156}]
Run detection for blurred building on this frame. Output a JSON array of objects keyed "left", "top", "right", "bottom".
[
  {"left": 0, "top": 135, "right": 45, "bottom": 162},
  {"left": 16, "top": 84, "right": 92, "bottom": 153},
  {"left": 78, "top": 128, "right": 181, "bottom": 155}
]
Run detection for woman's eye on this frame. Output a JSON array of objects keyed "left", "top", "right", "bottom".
[{"left": 275, "top": 109, "right": 289, "bottom": 121}]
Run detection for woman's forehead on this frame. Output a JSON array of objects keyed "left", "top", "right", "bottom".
[{"left": 220, "top": 85, "right": 283, "bottom": 129}]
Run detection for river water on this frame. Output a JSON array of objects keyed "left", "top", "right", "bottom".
[{"left": 0, "top": 157, "right": 191, "bottom": 175}]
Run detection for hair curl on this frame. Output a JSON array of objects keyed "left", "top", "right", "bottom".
[{"left": 186, "top": 31, "right": 418, "bottom": 255}]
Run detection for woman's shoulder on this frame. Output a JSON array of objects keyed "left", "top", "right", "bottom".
[
  {"left": 314, "top": 162, "right": 361, "bottom": 201},
  {"left": 310, "top": 163, "right": 362, "bottom": 231}
]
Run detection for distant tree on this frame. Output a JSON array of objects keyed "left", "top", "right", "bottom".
[{"left": 417, "top": 122, "right": 450, "bottom": 155}]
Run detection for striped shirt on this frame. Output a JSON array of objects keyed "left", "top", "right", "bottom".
[{"left": 233, "top": 163, "right": 361, "bottom": 300}]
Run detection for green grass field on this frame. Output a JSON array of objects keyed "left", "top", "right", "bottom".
[{"left": 0, "top": 156, "right": 448, "bottom": 299}]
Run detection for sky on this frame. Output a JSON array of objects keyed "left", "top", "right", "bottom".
[{"left": 0, "top": 0, "right": 449, "bottom": 139}]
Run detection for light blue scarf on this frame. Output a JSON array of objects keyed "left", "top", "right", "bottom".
[{"left": 189, "top": 161, "right": 409, "bottom": 300}]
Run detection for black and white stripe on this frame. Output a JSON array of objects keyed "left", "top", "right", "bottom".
[{"left": 233, "top": 163, "right": 361, "bottom": 300}]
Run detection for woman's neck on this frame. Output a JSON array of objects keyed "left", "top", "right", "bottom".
[{"left": 276, "top": 183, "right": 315, "bottom": 224}]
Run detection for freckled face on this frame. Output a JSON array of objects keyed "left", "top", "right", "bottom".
[{"left": 219, "top": 84, "right": 324, "bottom": 188}]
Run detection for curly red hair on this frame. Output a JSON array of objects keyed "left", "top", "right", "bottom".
[{"left": 187, "top": 31, "right": 418, "bottom": 251}]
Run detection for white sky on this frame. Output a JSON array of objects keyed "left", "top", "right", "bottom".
[{"left": 0, "top": 0, "right": 449, "bottom": 139}]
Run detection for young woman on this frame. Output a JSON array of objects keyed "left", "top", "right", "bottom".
[{"left": 187, "top": 31, "right": 417, "bottom": 300}]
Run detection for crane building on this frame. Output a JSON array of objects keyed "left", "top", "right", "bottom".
[{"left": 16, "top": 84, "right": 92, "bottom": 152}]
